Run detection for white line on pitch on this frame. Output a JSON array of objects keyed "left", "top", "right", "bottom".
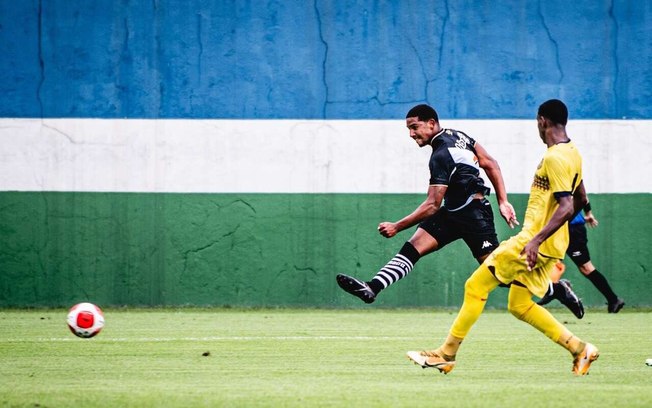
[{"left": 2, "top": 335, "right": 415, "bottom": 342}]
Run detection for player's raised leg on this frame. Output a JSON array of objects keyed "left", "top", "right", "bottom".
[{"left": 337, "top": 237, "right": 426, "bottom": 303}]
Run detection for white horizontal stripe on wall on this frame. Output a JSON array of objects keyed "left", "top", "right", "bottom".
[{"left": 1, "top": 119, "right": 650, "bottom": 194}]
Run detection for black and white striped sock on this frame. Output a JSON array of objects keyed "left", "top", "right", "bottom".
[{"left": 368, "top": 242, "right": 421, "bottom": 294}]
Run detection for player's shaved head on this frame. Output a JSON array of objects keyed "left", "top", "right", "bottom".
[
  {"left": 406, "top": 104, "right": 439, "bottom": 123},
  {"left": 538, "top": 99, "right": 568, "bottom": 126}
]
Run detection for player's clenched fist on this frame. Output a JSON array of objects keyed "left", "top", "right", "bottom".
[{"left": 378, "top": 222, "right": 398, "bottom": 238}]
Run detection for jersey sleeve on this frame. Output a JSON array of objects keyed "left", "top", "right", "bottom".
[
  {"left": 544, "top": 153, "right": 579, "bottom": 194},
  {"left": 429, "top": 149, "right": 454, "bottom": 185}
]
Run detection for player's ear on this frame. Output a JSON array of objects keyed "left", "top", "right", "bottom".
[{"left": 537, "top": 115, "right": 547, "bottom": 128}]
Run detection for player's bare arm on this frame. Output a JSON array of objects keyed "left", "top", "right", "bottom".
[
  {"left": 378, "top": 184, "right": 446, "bottom": 238},
  {"left": 474, "top": 142, "right": 519, "bottom": 228},
  {"left": 521, "top": 184, "right": 588, "bottom": 270},
  {"left": 571, "top": 180, "right": 588, "bottom": 215},
  {"left": 573, "top": 182, "right": 598, "bottom": 227}
]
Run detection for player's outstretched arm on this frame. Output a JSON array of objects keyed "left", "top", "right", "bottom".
[
  {"left": 378, "top": 185, "right": 446, "bottom": 238},
  {"left": 475, "top": 142, "right": 519, "bottom": 228}
]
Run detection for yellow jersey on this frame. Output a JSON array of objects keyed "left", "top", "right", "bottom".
[{"left": 522, "top": 141, "right": 583, "bottom": 259}]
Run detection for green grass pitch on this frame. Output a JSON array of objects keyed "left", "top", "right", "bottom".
[{"left": 1, "top": 308, "right": 651, "bottom": 407}]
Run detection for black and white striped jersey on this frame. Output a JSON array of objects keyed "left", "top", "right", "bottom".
[{"left": 428, "top": 128, "right": 490, "bottom": 211}]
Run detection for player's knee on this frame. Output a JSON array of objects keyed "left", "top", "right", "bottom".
[
  {"left": 507, "top": 287, "right": 533, "bottom": 319},
  {"left": 579, "top": 261, "right": 594, "bottom": 275},
  {"left": 464, "top": 275, "right": 486, "bottom": 301},
  {"left": 507, "top": 298, "right": 530, "bottom": 319}
]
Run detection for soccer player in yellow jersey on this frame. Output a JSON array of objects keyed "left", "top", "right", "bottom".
[{"left": 407, "top": 99, "right": 599, "bottom": 376}]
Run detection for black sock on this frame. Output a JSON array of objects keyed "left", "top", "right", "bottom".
[
  {"left": 585, "top": 269, "right": 618, "bottom": 303},
  {"left": 367, "top": 242, "right": 421, "bottom": 294}
]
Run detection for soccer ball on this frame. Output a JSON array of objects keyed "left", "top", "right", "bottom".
[{"left": 67, "top": 302, "right": 105, "bottom": 338}]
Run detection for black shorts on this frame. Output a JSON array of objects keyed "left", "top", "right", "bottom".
[
  {"left": 418, "top": 198, "right": 498, "bottom": 259},
  {"left": 566, "top": 223, "right": 590, "bottom": 266}
]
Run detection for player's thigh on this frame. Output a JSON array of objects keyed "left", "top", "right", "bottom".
[
  {"left": 464, "top": 233, "right": 499, "bottom": 262},
  {"left": 487, "top": 234, "right": 554, "bottom": 298},
  {"left": 408, "top": 227, "right": 440, "bottom": 255},
  {"left": 458, "top": 199, "right": 499, "bottom": 261},
  {"left": 566, "top": 224, "right": 590, "bottom": 267},
  {"left": 414, "top": 211, "right": 459, "bottom": 255}
]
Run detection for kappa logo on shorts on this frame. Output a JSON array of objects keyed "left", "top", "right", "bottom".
[
  {"left": 572, "top": 251, "right": 582, "bottom": 257},
  {"left": 481, "top": 241, "right": 493, "bottom": 249}
]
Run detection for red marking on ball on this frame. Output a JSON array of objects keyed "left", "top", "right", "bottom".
[{"left": 76, "top": 310, "right": 95, "bottom": 329}]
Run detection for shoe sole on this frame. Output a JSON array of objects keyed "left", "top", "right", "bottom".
[
  {"left": 406, "top": 351, "right": 455, "bottom": 374},
  {"left": 336, "top": 274, "right": 375, "bottom": 304}
]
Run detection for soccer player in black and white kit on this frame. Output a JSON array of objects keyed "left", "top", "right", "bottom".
[
  {"left": 336, "top": 104, "right": 583, "bottom": 313},
  {"left": 337, "top": 104, "right": 519, "bottom": 302}
]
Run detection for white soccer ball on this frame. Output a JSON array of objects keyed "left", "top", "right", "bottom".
[{"left": 67, "top": 302, "right": 105, "bottom": 338}]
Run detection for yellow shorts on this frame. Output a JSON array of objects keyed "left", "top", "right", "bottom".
[{"left": 484, "top": 232, "right": 557, "bottom": 298}]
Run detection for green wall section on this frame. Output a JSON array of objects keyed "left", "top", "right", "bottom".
[{"left": 0, "top": 192, "right": 650, "bottom": 308}]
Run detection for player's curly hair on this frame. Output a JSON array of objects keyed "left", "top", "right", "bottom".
[
  {"left": 406, "top": 104, "right": 439, "bottom": 122},
  {"left": 538, "top": 99, "right": 568, "bottom": 126}
]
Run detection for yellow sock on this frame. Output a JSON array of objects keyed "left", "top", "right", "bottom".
[
  {"left": 438, "top": 334, "right": 463, "bottom": 359},
  {"left": 507, "top": 284, "right": 584, "bottom": 355},
  {"left": 448, "top": 264, "right": 500, "bottom": 341},
  {"left": 557, "top": 331, "right": 586, "bottom": 356}
]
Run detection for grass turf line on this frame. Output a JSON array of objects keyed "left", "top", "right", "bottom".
[{"left": 1, "top": 308, "right": 651, "bottom": 407}]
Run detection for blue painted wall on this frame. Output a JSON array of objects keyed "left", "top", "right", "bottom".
[{"left": 1, "top": 0, "right": 650, "bottom": 119}]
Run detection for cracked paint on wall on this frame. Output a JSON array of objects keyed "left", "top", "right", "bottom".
[
  {"left": 1, "top": 1, "right": 651, "bottom": 308},
  {"left": 1, "top": 0, "right": 650, "bottom": 119}
]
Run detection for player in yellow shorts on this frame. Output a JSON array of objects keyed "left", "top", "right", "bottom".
[{"left": 407, "top": 99, "right": 599, "bottom": 376}]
